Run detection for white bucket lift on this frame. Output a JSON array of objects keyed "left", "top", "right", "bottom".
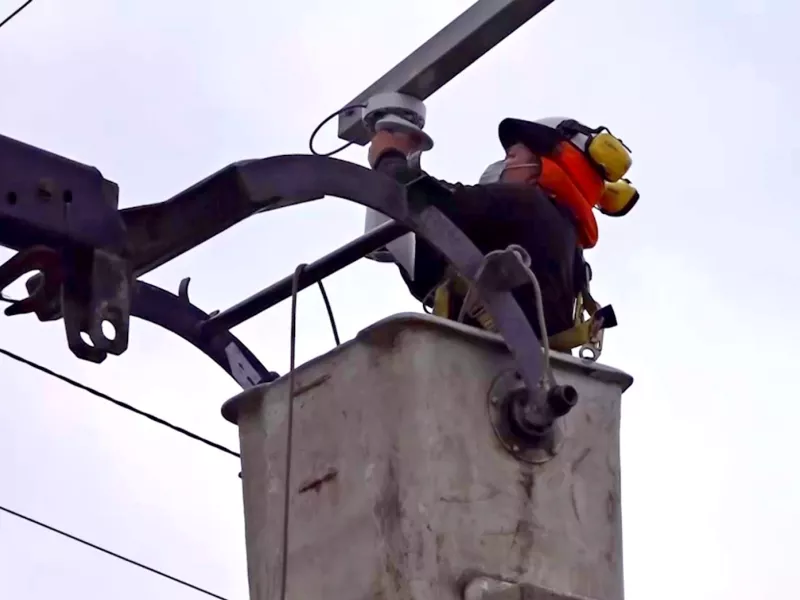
[{"left": 223, "top": 313, "right": 633, "bottom": 600}]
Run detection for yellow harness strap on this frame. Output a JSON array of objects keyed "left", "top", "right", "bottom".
[
  {"left": 548, "top": 288, "right": 604, "bottom": 353},
  {"left": 433, "top": 270, "right": 498, "bottom": 332},
  {"left": 431, "top": 272, "right": 614, "bottom": 354}
]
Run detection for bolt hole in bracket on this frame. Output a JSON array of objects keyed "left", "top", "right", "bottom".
[{"left": 60, "top": 248, "right": 131, "bottom": 363}]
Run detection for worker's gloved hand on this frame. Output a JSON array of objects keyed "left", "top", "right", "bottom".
[{"left": 368, "top": 130, "right": 423, "bottom": 168}]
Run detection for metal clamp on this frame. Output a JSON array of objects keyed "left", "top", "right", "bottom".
[
  {"left": 361, "top": 92, "right": 434, "bottom": 151},
  {"left": 0, "top": 246, "right": 62, "bottom": 316},
  {"left": 487, "top": 369, "right": 578, "bottom": 464}
]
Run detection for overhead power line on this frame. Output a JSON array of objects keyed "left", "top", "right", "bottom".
[
  {"left": 0, "top": 1, "right": 33, "bottom": 30},
  {"left": 0, "top": 347, "right": 240, "bottom": 458},
  {"left": 0, "top": 504, "right": 229, "bottom": 600}
]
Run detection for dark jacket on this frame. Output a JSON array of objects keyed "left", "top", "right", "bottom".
[{"left": 374, "top": 150, "right": 580, "bottom": 338}]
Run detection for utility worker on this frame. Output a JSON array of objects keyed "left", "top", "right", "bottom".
[{"left": 367, "top": 117, "right": 637, "bottom": 354}]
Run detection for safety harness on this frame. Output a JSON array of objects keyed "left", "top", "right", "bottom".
[{"left": 430, "top": 253, "right": 617, "bottom": 359}]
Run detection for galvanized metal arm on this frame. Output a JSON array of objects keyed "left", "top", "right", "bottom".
[
  {"left": 0, "top": 133, "right": 549, "bottom": 400},
  {"left": 0, "top": 133, "right": 130, "bottom": 363},
  {"left": 0, "top": 133, "right": 313, "bottom": 373},
  {"left": 337, "top": 0, "right": 557, "bottom": 145},
  {"left": 119, "top": 160, "right": 324, "bottom": 278},
  {"left": 131, "top": 280, "right": 277, "bottom": 389}
]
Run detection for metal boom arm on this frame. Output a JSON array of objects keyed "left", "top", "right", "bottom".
[
  {"left": 0, "top": 132, "right": 548, "bottom": 398},
  {"left": 337, "top": 0, "right": 557, "bottom": 145}
]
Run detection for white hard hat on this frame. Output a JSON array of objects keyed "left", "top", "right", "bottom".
[{"left": 498, "top": 117, "right": 592, "bottom": 155}]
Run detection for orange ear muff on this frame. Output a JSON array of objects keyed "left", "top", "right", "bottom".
[
  {"left": 538, "top": 157, "right": 599, "bottom": 249},
  {"left": 551, "top": 141, "right": 605, "bottom": 202}
]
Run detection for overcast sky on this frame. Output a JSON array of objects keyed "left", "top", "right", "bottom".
[{"left": 0, "top": 0, "right": 798, "bottom": 599}]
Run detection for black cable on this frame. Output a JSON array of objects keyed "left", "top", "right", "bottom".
[
  {"left": 308, "top": 104, "right": 367, "bottom": 157},
  {"left": 0, "top": 0, "right": 33, "bottom": 30},
  {"left": 316, "top": 280, "right": 340, "bottom": 346},
  {"left": 279, "top": 263, "right": 305, "bottom": 600},
  {"left": 0, "top": 347, "right": 240, "bottom": 458},
  {"left": 0, "top": 504, "right": 228, "bottom": 600}
]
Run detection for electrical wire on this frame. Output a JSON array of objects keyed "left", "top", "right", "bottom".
[
  {"left": 0, "top": 504, "right": 229, "bottom": 599},
  {"left": 308, "top": 104, "right": 367, "bottom": 157},
  {"left": 517, "top": 254, "right": 557, "bottom": 388},
  {"left": 276, "top": 270, "right": 339, "bottom": 600},
  {"left": 316, "top": 280, "right": 340, "bottom": 346},
  {"left": 0, "top": 0, "right": 33, "bottom": 30},
  {"left": 0, "top": 347, "right": 240, "bottom": 458},
  {"left": 279, "top": 264, "right": 305, "bottom": 600}
]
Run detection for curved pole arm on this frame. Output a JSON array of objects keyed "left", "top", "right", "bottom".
[
  {"left": 131, "top": 280, "right": 277, "bottom": 390},
  {"left": 0, "top": 139, "right": 547, "bottom": 395}
]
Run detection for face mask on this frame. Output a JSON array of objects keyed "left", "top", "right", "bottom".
[
  {"left": 478, "top": 159, "right": 540, "bottom": 185},
  {"left": 478, "top": 160, "right": 505, "bottom": 185}
]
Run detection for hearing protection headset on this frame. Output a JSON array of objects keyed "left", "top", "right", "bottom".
[
  {"left": 496, "top": 117, "right": 640, "bottom": 226},
  {"left": 597, "top": 178, "right": 639, "bottom": 216},
  {"left": 553, "top": 119, "right": 639, "bottom": 217}
]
